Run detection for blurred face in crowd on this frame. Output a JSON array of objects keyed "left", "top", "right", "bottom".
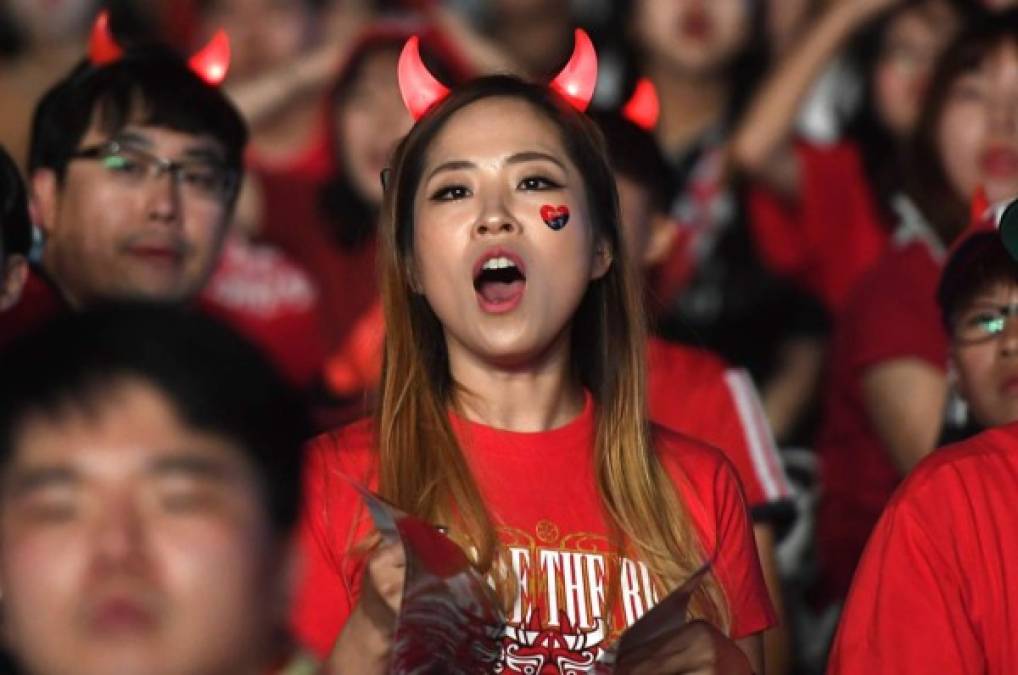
[
  {"left": 951, "top": 281, "right": 1018, "bottom": 428},
  {"left": 874, "top": 0, "right": 960, "bottom": 137},
  {"left": 7, "top": 0, "right": 92, "bottom": 46},
  {"left": 336, "top": 47, "right": 413, "bottom": 207},
  {"left": 198, "top": 0, "right": 314, "bottom": 83},
  {"left": 631, "top": 0, "right": 751, "bottom": 77},
  {"left": 938, "top": 40, "right": 1018, "bottom": 205},
  {"left": 32, "top": 123, "right": 233, "bottom": 307},
  {"left": 0, "top": 379, "right": 288, "bottom": 675}
]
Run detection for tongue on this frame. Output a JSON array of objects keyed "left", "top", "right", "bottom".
[{"left": 478, "top": 279, "right": 525, "bottom": 304}]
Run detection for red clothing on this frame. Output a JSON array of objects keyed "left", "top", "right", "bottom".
[
  {"left": 199, "top": 235, "right": 329, "bottom": 388},
  {"left": 748, "top": 141, "right": 890, "bottom": 315},
  {"left": 291, "top": 396, "right": 776, "bottom": 666},
  {"left": 0, "top": 266, "right": 66, "bottom": 349},
  {"left": 647, "top": 337, "right": 791, "bottom": 516},
  {"left": 815, "top": 221, "right": 947, "bottom": 602},
  {"left": 828, "top": 423, "right": 1018, "bottom": 674},
  {"left": 257, "top": 173, "right": 379, "bottom": 376}
]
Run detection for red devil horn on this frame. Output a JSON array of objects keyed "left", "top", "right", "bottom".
[
  {"left": 550, "top": 29, "right": 598, "bottom": 112},
  {"left": 622, "top": 77, "right": 659, "bottom": 131},
  {"left": 397, "top": 36, "right": 450, "bottom": 121},
  {"left": 189, "top": 30, "right": 231, "bottom": 86},
  {"left": 88, "top": 10, "right": 123, "bottom": 66}
]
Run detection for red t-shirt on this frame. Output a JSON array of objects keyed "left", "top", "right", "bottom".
[
  {"left": 646, "top": 337, "right": 791, "bottom": 517},
  {"left": 257, "top": 173, "right": 380, "bottom": 374},
  {"left": 199, "top": 235, "right": 329, "bottom": 389},
  {"left": 828, "top": 423, "right": 1018, "bottom": 674},
  {"left": 748, "top": 141, "right": 890, "bottom": 315},
  {"left": 291, "top": 395, "right": 776, "bottom": 665},
  {"left": 814, "top": 231, "right": 947, "bottom": 603}
]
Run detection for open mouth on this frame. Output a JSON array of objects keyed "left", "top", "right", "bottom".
[{"left": 473, "top": 253, "right": 526, "bottom": 313}]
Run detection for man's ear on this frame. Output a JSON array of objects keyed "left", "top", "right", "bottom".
[
  {"left": 590, "top": 239, "right": 614, "bottom": 280},
  {"left": 0, "top": 255, "right": 29, "bottom": 312},
  {"left": 643, "top": 213, "right": 678, "bottom": 267},
  {"left": 30, "top": 169, "right": 59, "bottom": 239}
]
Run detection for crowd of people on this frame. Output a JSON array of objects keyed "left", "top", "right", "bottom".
[{"left": 1, "top": 0, "right": 1017, "bottom": 673}]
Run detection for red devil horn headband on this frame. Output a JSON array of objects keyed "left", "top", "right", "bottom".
[
  {"left": 622, "top": 77, "right": 660, "bottom": 131},
  {"left": 397, "top": 28, "right": 598, "bottom": 121},
  {"left": 87, "top": 11, "right": 231, "bottom": 86}
]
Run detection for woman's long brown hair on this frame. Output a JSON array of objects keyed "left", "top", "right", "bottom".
[{"left": 373, "top": 75, "right": 728, "bottom": 629}]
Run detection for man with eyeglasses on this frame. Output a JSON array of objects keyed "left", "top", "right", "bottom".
[
  {"left": 827, "top": 198, "right": 1018, "bottom": 674},
  {"left": 0, "top": 43, "right": 247, "bottom": 345}
]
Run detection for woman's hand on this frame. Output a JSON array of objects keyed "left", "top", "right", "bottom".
[
  {"left": 326, "top": 536, "right": 406, "bottom": 675},
  {"left": 615, "top": 620, "right": 757, "bottom": 675}
]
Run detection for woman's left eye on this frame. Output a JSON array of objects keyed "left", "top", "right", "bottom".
[{"left": 518, "top": 176, "right": 560, "bottom": 191}]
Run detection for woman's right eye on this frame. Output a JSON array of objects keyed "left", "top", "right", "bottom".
[{"left": 430, "top": 185, "right": 470, "bottom": 201}]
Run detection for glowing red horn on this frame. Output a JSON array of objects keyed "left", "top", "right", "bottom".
[
  {"left": 622, "top": 77, "right": 659, "bottom": 131},
  {"left": 550, "top": 29, "right": 597, "bottom": 112},
  {"left": 88, "top": 10, "right": 123, "bottom": 66},
  {"left": 189, "top": 30, "right": 231, "bottom": 85},
  {"left": 397, "top": 36, "right": 450, "bottom": 121}
]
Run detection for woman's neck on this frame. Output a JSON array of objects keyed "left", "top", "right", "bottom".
[
  {"left": 446, "top": 330, "right": 585, "bottom": 433},
  {"left": 648, "top": 61, "right": 730, "bottom": 159}
]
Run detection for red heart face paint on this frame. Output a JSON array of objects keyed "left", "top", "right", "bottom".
[{"left": 540, "top": 204, "right": 570, "bottom": 231}]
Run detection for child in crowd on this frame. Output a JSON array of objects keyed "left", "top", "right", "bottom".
[
  {"left": 292, "top": 40, "right": 774, "bottom": 674},
  {"left": 827, "top": 200, "right": 1018, "bottom": 673},
  {"left": 0, "top": 145, "right": 30, "bottom": 310},
  {"left": 815, "top": 11, "right": 1018, "bottom": 606}
]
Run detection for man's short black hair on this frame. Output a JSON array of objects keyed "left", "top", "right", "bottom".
[
  {"left": 938, "top": 231, "right": 1018, "bottom": 334},
  {"left": 0, "top": 304, "right": 310, "bottom": 536},
  {"left": 29, "top": 46, "right": 248, "bottom": 201},
  {"left": 0, "top": 146, "right": 31, "bottom": 262}
]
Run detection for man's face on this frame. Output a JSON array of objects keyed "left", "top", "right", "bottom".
[
  {"left": 34, "top": 124, "right": 232, "bottom": 307},
  {"left": 0, "top": 379, "right": 286, "bottom": 675}
]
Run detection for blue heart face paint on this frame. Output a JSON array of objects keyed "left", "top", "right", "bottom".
[{"left": 540, "top": 204, "right": 570, "bottom": 230}]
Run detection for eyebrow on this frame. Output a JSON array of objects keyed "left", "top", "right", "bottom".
[
  {"left": 148, "top": 453, "right": 234, "bottom": 481},
  {"left": 424, "top": 151, "right": 568, "bottom": 183},
  {"left": 5, "top": 466, "right": 80, "bottom": 498}
]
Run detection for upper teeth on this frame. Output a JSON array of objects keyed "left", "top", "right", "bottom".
[{"left": 482, "top": 257, "right": 517, "bottom": 271}]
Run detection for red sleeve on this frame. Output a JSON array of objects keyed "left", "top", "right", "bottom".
[
  {"left": 827, "top": 494, "right": 981, "bottom": 673},
  {"left": 747, "top": 141, "right": 888, "bottom": 312},
  {"left": 289, "top": 430, "right": 374, "bottom": 658},
  {"left": 844, "top": 245, "right": 948, "bottom": 375},
  {"left": 709, "top": 454, "right": 778, "bottom": 639},
  {"left": 656, "top": 432, "right": 776, "bottom": 640}
]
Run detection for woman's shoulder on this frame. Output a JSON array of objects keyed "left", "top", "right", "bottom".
[
  {"left": 651, "top": 423, "right": 738, "bottom": 492},
  {"left": 306, "top": 417, "right": 378, "bottom": 483}
]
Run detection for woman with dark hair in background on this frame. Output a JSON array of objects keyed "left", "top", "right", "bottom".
[
  {"left": 735, "top": 0, "right": 969, "bottom": 314},
  {"left": 0, "top": 145, "right": 31, "bottom": 311},
  {"left": 624, "top": 0, "right": 829, "bottom": 445},
  {"left": 815, "top": 10, "right": 1018, "bottom": 611}
]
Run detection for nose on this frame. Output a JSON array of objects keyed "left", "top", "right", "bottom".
[
  {"left": 473, "top": 187, "right": 520, "bottom": 237},
  {"left": 146, "top": 168, "right": 183, "bottom": 227},
  {"left": 91, "top": 495, "right": 150, "bottom": 575}
]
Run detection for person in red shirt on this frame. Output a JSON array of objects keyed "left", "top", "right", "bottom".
[
  {"left": 815, "top": 12, "right": 1018, "bottom": 606},
  {"left": 0, "top": 145, "right": 31, "bottom": 312},
  {"left": 292, "top": 42, "right": 775, "bottom": 674},
  {"left": 594, "top": 109, "right": 793, "bottom": 675},
  {"left": 828, "top": 203, "right": 1018, "bottom": 671},
  {"left": 0, "top": 305, "right": 314, "bottom": 675},
  {"left": 736, "top": 0, "right": 968, "bottom": 315}
]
